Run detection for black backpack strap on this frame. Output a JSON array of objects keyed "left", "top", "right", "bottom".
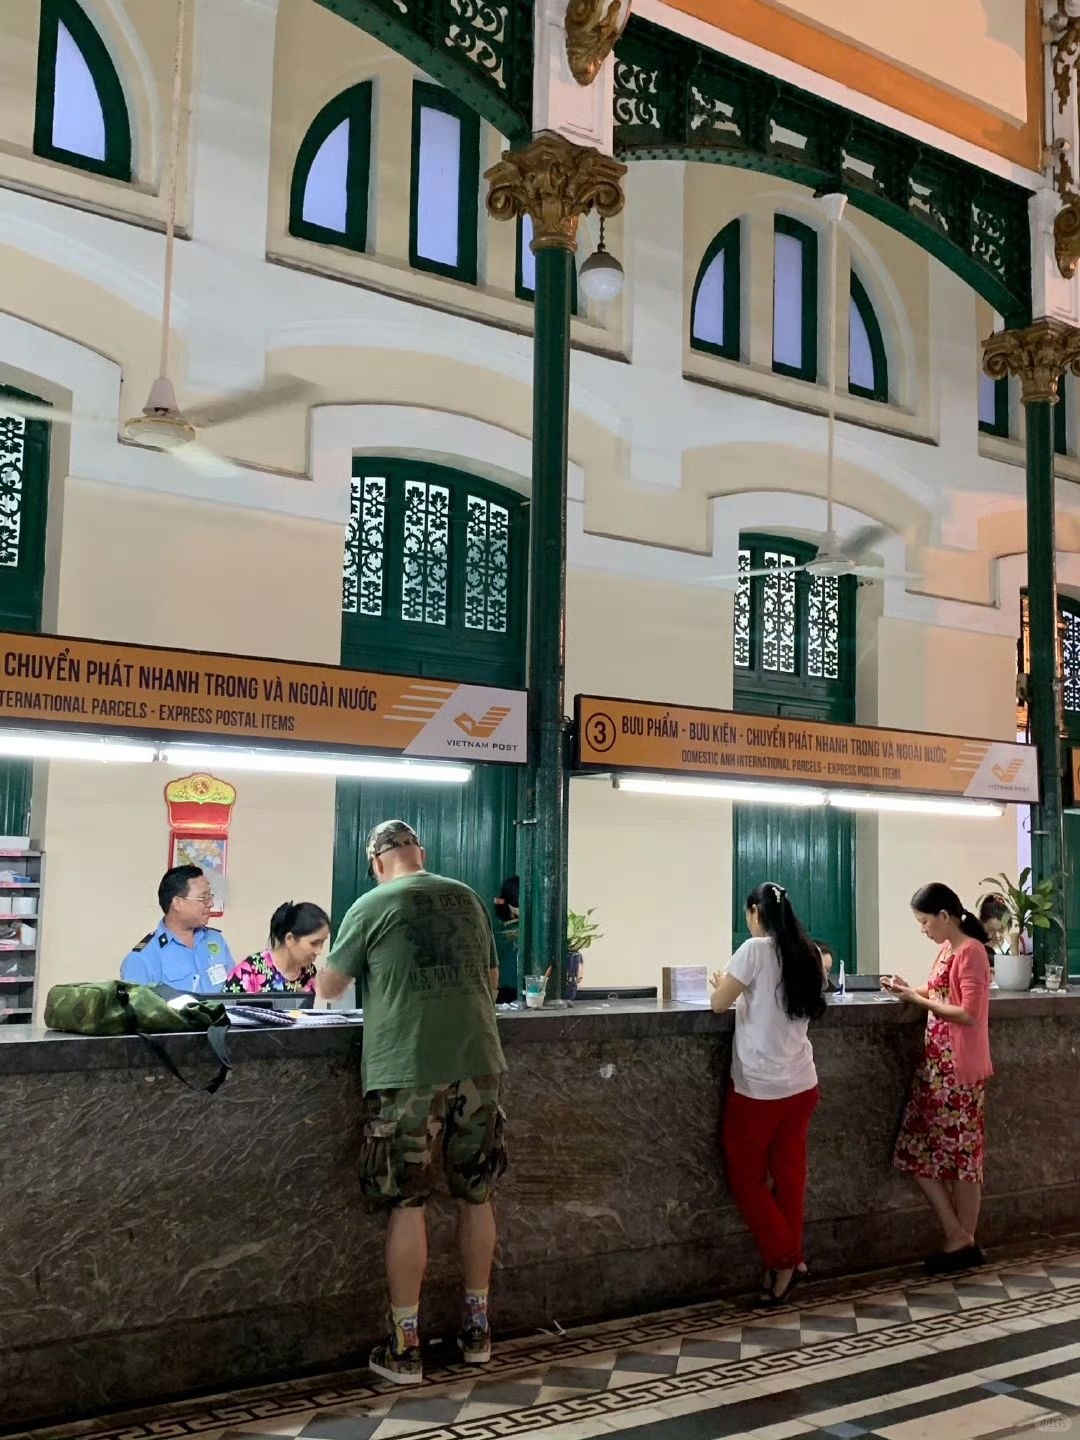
[{"left": 118, "top": 987, "right": 232, "bottom": 1094}]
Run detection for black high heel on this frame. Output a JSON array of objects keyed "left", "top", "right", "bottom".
[{"left": 767, "top": 1266, "right": 807, "bottom": 1307}]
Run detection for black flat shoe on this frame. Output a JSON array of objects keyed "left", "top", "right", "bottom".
[{"left": 924, "top": 1244, "right": 983, "bottom": 1276}]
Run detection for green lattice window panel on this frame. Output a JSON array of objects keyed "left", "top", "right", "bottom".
[
  {"left": 734, "top": 534, "right": 855, "bottom": 719},
  {"left": 613, "top": 16, "right": 1031, "bottom": 325},
  {"left": 342, "top": 460, "right": 527, "bottom": 686},
  {"left": 312, "top": 0, "right": 532, "bottom": 144}
]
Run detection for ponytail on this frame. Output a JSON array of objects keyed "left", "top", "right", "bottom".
[
  {"left": 746, "top": 881, "right": 827, "bottom": 1022},
  {"left": 268, "top": 900, "right": 331, "bottom": 947},
  {"left": 910, "top": 882, "right": 990, "bottom": 946}
]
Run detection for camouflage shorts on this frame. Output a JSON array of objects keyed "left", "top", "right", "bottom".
[{"left": 358, "top": 1075, "right": 508, "bottom": 1210}]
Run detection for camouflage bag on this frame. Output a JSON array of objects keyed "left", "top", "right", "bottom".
[{"left": 44, "top": 981, "right": 232, "bottom": 1093}]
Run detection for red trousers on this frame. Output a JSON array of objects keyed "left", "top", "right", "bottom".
[{"left": 722, "top": 1083, "right": 820, "bottom": 1270}]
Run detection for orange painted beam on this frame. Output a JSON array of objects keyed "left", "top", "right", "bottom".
[{"left": 661, "top": 0, "right": 1043, "bottom": 171}]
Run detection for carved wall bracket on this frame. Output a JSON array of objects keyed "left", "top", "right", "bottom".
[
  {"left": 565, "top": 0, "right": 630, "bottom": 86},
  {"left": 1055, "top": 194, "right": 1080, "bottom": 277},
  {"left": 485, "top": 131, "right": 626, "bottom": 251},
  {"left": 1047, "top": 0, "right": 1080, "bottom": 113},
  {"left": 983, "top": 317, "right": 1080, "bottom": 404}
]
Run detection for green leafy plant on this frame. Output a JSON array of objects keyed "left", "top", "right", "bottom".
[
  {"left": 567, "top": 907, "right": 603, "bottom": 954},
  {"left": 980, "top": 869, "right": 1064, "bottom": 937}
]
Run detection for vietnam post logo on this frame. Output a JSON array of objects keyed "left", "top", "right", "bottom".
[
  {"left": 991, "top": 758, "right": 1024, "bottom": 785},
  {"left": 453, "top": 706, "right": 511, "bottom": 739}
]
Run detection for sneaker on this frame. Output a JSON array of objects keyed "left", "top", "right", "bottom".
[
  {"left": 458, "top": 1321, "right": 492, "bottom": 1365},
  {"left": 369, "top": 1336, "right": 423, "bottom": 1386}
]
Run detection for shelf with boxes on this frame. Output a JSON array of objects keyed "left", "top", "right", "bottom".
[{"left": 0, "top": 849, "right": 42, "bottom": 1025}]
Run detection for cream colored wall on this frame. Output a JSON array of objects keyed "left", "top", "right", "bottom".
[
  {"left": 869, "top": 618, "right": 1020, "bottom": 983},
  {"left": 566, "top": 571, "right": 735, "bottom": 988},
  {"left": 34, "top": 482, "right": 343, "bottom": 1000}
]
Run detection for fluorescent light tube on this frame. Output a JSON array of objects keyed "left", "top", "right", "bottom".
[
  {"left": 161, "top": 746, "right": 472, "bottom": 782},
  {"left": 0, "top": 732, "right": 155, "bottom": 763},
  {"left": 828, "top": 791, "right": 1004, "bottom": 818},
  {"left": 615, "top": 776, "right": 826, "bottom": 806}
]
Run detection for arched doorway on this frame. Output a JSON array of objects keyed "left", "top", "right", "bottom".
[
  {"left": 332, "top": 458, "right": 528, "bottom": 933},
  {"left": 732, "top": 534, "right": 857, "bottom": 959}
]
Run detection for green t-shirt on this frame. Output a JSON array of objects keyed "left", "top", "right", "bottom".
[{"left": 326, "top": 870, "right": 506, "bottom": 1092}]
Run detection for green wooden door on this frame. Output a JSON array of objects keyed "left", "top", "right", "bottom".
[
  {"left": 332, "top": 461, "right": 527, "bottom": 940},
  {"left": 0, "top": 390, "right": 50, "bottom": 836},
  {"left": 732, "top": 537, "right": 857, "bottom": 963},
  {"left": 1064, "top": 812, "right": 1080, "bottom": 979}
]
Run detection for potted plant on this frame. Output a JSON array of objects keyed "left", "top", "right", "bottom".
[
  {"left": 980, "top": 869, "right": 1063, "bottom": 991},
  {"left": 566, "top": 907, "right": 602, "bottom": 1000}
]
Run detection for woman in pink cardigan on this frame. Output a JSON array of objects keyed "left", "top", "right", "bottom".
[{"left": 883, "top": 883, "right": 994, "bottom": 1275}]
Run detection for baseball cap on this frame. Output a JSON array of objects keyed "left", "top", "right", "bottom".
[{"left": 365, "top": 819, "right": 421, "bottom": 875}]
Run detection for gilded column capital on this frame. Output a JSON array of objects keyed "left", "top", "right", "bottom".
[
  {"left": 485, "top": 131, "right": 626, "bottom": 252},
  {"left": 982, "top": 318, "right": 1080, "bottom": 405},
  {"left": 565, "top": 0, "right": 630, "bottom": 87}
]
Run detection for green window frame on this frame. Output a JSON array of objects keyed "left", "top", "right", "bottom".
[
  {"left": 342, "top": 459, "right": 527, "bottom": 687},
  {"left": 34, "top": 0, "right": 131, "bottom": 181},
  {"left": 690, "top": 220, "right": 741, "bottom": 360},
  {"left": 515, "top": 214, "right": 579, "bottom": 312},
  {"left": 979, "top": 372, "right": 1009, "bottom": 437},
  {"left": 409, "top": 81, "right": 480, "bottom": 285},
  {"left": 1056, "top": 376, "right": 1070, "bottom": 457},
  {"left": 848, "top": 271, "right": 888, "bottom": 402},
  {"left": 289, "top": 82, "right": 373, "bottom": 252},
  {"left": 772, "top": 215, "right": 818, "bottom": 383},
  {"left": 733, "top": 533, "right": 855, "bottom": 720}
]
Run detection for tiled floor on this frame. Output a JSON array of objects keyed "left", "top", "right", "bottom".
[{"left": 13, "top": 1243, "right": 1080, "bottom": 1440}]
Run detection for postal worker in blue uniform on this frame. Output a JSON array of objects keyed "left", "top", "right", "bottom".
[{"left": 120, "top": 865, "right": 235, "bottom": 992}]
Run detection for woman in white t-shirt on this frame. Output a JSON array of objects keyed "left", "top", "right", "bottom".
[{"left": 710, "top": 881, "right": 827, "bottom": 1306}]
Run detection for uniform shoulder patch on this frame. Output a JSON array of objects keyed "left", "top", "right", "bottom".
[{"left": 130, "top": 932, "right": 155, "bottom": 953}]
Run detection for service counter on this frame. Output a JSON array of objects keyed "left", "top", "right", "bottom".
[{"left": 2, "top": 992, "right": 1079, "bottom": 1425}]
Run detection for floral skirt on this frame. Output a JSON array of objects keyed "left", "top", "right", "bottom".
[{"left": 893, "top": 1062, "right": 986, "bottom": 1185}]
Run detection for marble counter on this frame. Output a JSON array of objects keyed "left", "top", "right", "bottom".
[{"left": 2, "top": 992, "right": 1079, "bottom": 1424}]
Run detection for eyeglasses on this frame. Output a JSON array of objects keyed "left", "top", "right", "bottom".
[
  {"left": 188, "top": 891, "right": 215, "bottom": 905},
  {"left": 366, "top": 836, "right": 418, "bottom": 877}
]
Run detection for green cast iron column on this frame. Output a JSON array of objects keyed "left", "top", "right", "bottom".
[
  {"left": 525, "top": 241, "right": 574, "bottom": 994},
  {"left": 485, "top": 133, "right": 626, "bottom": 998},
  {"left": 1024, "top": 398, "right": 1065, "bottom": 975},
  {"left": 985, "top": 320, "right": 1080, "bottom": 977}
]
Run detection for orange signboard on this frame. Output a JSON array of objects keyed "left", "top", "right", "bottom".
[
  {"left": 574, "top": 695, "right": 1038, "bottom": 805},
  {"left": 0, "top": 631, "right": 527, "bottom": 764}
]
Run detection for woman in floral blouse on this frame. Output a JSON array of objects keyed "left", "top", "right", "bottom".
[
  {"left": 223, "top": 900, "right": 330, "bottom": 995},
  {"left": 884, "top": 883, "right": 993, "bottom": 1276}
]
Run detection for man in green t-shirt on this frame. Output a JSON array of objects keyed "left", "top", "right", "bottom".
[{"left": 317, "top": 819, "right": 507, "bottom": 1387}]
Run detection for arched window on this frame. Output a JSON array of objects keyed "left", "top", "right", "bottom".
[
  {"left": 334, "top": 461, "right": 527, "bottom": 956},
  {"left": 690, "top": 220, "right": 741, "bottom": 360},
  {"left": 732, "top": 532, "right": 856, "bottom": 973},
  {"left": 0, "top": 387, "right": 51, "bottom": 837},
  {"left": 773, "top": 216, "right": 818, "bottom": 382},
  {"left": 516, "top": 213, "right": 579, "bottom": 312},
  {"left": 410, "top": 82, "right": 480, "bottom": 284},
  {"left": 34, "top": 0, "right": 131, "bottom": 181},
  {"left": 289, "top": 83, "right": 373, "bottom": 251},
  {"left": 848, "top": 272, "right": 888, "bottom": 402}
]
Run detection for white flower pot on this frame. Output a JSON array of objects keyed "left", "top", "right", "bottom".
[{"left": 994, "top": 951, "right": 1032, "bottom": 992}]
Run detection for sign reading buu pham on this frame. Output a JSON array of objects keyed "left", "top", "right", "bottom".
[
  {"left": 0, "top": 631, "right": 527, "bottom": 764},
  {"left": 574, "top": 695, "right": 1038, "bottom": 805}
]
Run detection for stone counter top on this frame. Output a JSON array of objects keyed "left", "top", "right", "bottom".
[{"left": 0, "top": 988, "right": 1075, "bottom": 1076}]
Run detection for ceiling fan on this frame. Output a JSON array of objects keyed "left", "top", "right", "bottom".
[
  {"left": 2, "top": 0, "right": 313, "bottom": 478},
  {"left": 713, "top": 190, "right": 920, "bottom": 587}
]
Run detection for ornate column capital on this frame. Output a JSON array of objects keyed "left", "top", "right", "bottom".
[
  {"left": 485, "top": 130, "right": 626, "bottom": 251},
  {"left": 564, "top": 0, "right": 630, "bottom": 86},
  {"left": 982, "top": 317, "right": 1080, "bottom": 404}
]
